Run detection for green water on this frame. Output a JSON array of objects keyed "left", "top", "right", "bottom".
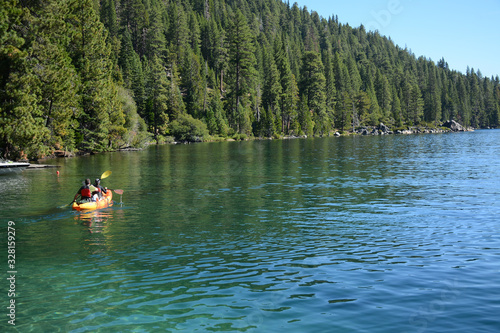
[{"left": 2, "top": 132, "right": 500, "bottom": 332}]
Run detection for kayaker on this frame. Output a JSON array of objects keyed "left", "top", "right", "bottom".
[
  {"left": 73, "top": 178, "right": 92, "bottom": 203},
  {"left": 93, "top": 178, "right": 107, "bottom": 199}
]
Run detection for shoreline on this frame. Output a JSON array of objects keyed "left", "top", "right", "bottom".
[{"left": 30, "top": 120, "right": 475, "bottom": 162}]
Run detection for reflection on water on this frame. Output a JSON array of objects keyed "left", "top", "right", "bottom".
[
  {"left": 76, "top": 209, "right": 114, "bottom": 230},
  {"left": 3, "top": 131, "right": 500, "bottom": 332}
]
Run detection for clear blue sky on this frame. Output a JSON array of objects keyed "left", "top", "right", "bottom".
[{"left": 292, "top": 0, "right": 500, "bottom": 78}]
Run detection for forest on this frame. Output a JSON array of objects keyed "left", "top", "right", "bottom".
[{"left": 1, "top": 0, "right": 500, "bottom": 159}]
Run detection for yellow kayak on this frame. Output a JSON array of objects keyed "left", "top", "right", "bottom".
[{"left": 72, "top": 191, "right": 113, "bottom": 211}]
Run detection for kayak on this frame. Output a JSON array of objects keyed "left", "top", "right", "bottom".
[{"left": 72, "top": 190, "right": 113, "bottom": 211}]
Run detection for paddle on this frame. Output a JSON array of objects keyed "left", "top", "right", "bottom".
[
  {"left": 100, "top": 170, "right": 112, "bottom": 179},
  {"left": 106, "top": 189, "right": 124, "bottom": 204}
]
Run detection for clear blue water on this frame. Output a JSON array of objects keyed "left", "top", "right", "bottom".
[{"left": 1, "top": 130, "right": 500, "bottom": 332}]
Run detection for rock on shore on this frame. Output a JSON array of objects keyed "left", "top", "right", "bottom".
[
  {"left": 441, "top": 120, "right": 467, "bottom": 132},
  {"left": 352, "top": 120, "right": 472, "bottom": 136}
]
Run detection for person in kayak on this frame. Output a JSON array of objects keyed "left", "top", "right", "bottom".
[
  {"left": 73, "top": 178, "right": 93, "bottom": 203},
  {"left": 92, "top": 178, "right": 107, "bottom": 199}
]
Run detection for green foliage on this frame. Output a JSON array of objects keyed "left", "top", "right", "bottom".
[
  {"left": 2, "top": 0, "right": 500, "bottom": 159},
  {"left": 169, "top": 113, "right": 209, "bottom": 142},
  {"left": 146, "top": 55, "right": 170, "bottom": 142},
  {"left": 118, "top": 86, "right": 152, "bottom": 147},
  {"left": 226, "top": 9, "right": 257, "bottom": 134},
  {"left": 206, "top": 93, "right": 229, "bottom": 136},
  {"left": 300, "top": 51, "right": 327, "bottom": 134}
]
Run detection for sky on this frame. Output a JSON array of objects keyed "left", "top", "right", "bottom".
[{"left": 292, "top": 0, "right": 500, "bottom": 78}]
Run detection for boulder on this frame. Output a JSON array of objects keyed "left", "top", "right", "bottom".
[
  {"left": 442, "top": 120, "right": 465, "bottom": 132},
  {"left": 378, "top": 123, "right": 390, "bottom": 134}
]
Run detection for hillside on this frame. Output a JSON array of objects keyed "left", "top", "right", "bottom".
[{"left": 1, "top": 0, "right": 499, "bottom": 159}]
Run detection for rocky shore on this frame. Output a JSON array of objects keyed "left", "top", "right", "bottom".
[{"left": 350, "top": 120, "right": 473, "bottom": 136}]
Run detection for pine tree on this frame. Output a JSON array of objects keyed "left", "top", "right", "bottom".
[
  {"left": 146, "top": 55, "right": 169, "bottom": 142},
  {"left": 0, "top": 0, "right": 28, "bottom": 158},
  {"left": 68, "top": 0, "right": 124, "bottom": 151},
  {"left": 262, "top": 44, "right": 282, "bottom": 134},
  {"left": 226, "top": 9, "right": 257, "bottom": 134},
  {"left": 275, "top": 36, "right": 299, "bottom": 134},
  {"left": 409, "top": 84, "right": 424, "bottom": 125},
  {"left": 323, "top": 50, "right": 337, "bottom": 127},
  {"left": 336, "top": 91, "right": 352, "bottom": 132},
  {"left": 181, "top": 49, "right": 204, "bottom": 117},
  {"left": 300, "top": 51, "right": 327, "bottom": 134},
  {"left": 119, "top": 29, "right": 146, "bottom": 118},
  {"left": 424, "top": 66, "right": 441, "bottom": 124},
  {"left": 0, "top": 0, "right": 24, "bottom": 86},
  {"left": 100, "top": 0, "right": 119, "bottom": 38},
  {"left": 391, "top": 86, "right": 403, "bottom": 127},
  {"left": 166, "top": 59, "right": 186, "bottom": 119},
  {"left": 188, "top": 11, "right": 202, "bottom": 56},
  {"left": 1, "top": 58, "right": 50, "bottom": 159},
  {"left": 332, "top": 52, "right": 349, "bottom": 93},
  {"left": 122, "top": 0, "right": 149, "bottom": 56},
  {"left": 374, "top": 68, "right": 392, "bottom": 122},
  {"left": 168, "top": 2, "right": 189, "bottom": 65},
  {"left": 298, "top": 94, "right": 314, "bottom": 136},
  {"left": 146, "top": 2, "right": 167, "bottom": 60},
  {"left": 30, "top": 0, "right": 81, "bottom": 152},
  {"left": 206, "top": 93, "right": 229, "bottom": 136}
]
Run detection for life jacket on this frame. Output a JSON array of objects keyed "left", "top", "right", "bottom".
[{"left": 81, "top": 186, "right": 91, "bottom": 198}]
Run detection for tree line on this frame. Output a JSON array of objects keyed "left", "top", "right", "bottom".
[{"left": 1, "top": 0, "right": 499, "bottom": 159}]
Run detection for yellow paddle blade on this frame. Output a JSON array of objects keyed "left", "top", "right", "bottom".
[{"left": 101, "top": 170, "right": 112, "bottom": 179}]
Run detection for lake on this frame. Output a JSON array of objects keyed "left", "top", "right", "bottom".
[{"left": 1, "top": 130, "right": 500, "bottom": 332}]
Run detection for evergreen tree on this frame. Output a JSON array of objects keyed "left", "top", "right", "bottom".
[
  {"left": 181, "top": 49, "right": 204, "bottom": 117},
  {"left": 262, "top": 43, "right": 282, "bottom": 134},
  {"left": 0, "top": 0, "right": 29, "bottom": 158},
  {"left": 100, "top": 0, "right": 119, "bottom": 38},
  {"left": 146, "top": 2, "right": 167, "bottom": 60},
  {"left": 166, "top": 59, "right": 186, "bottom": 119},
  {"left": 336, "top": 91, "right": 352, "bottom": 132},
  {"left": 391, "top": 86, "right": 403, "bottom": 127},
  {"left": 424, "top": 65, "right": 441, "bottom": 124},
  {"left": 374, "top": 68, "right": 392, "bottom": 122},
  {"left": 409, "top": 84, "right": 424, "bottom": 125},
  {"left": 146, "top": 55, "right": 169, "bottom": 142},
  {"left": 121, "top": 0, "right": 148, "bottom": 56},
  {"left": 323, "top": 50, "right": 337, "bottom": 128},
  {"left": 31, "top": 0, "right": 81, "bottom": 151},
  {"left": 226, "top": 9, "right": 257, "bottom": 134},
  {"left": 119, "top": 29, "right": 146, "bottom": 117},
  {"left": 275, "top": 36, "right": 299, "bottom": 134},
  {"left": 206, "top": 93, "right": 229, "bottom": 136},
  {"left": 68, "top": 0, "right": 125, "bottom": 151},
  {"left": 188, "top": 11, "right": 202, "bottom": 56},
  {"left": 298, "top": 94, "right": 314, "bottom": 136},
  {"left": 168, "top": 2, "right": 189, "bottom": 65},
  {"left": 300, "top": 51, "right": 327, "bottom": 134}
]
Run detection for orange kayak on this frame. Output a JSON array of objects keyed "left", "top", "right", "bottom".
[{"left": 72, "top": 190, "right": 113, "bottom": 211}]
